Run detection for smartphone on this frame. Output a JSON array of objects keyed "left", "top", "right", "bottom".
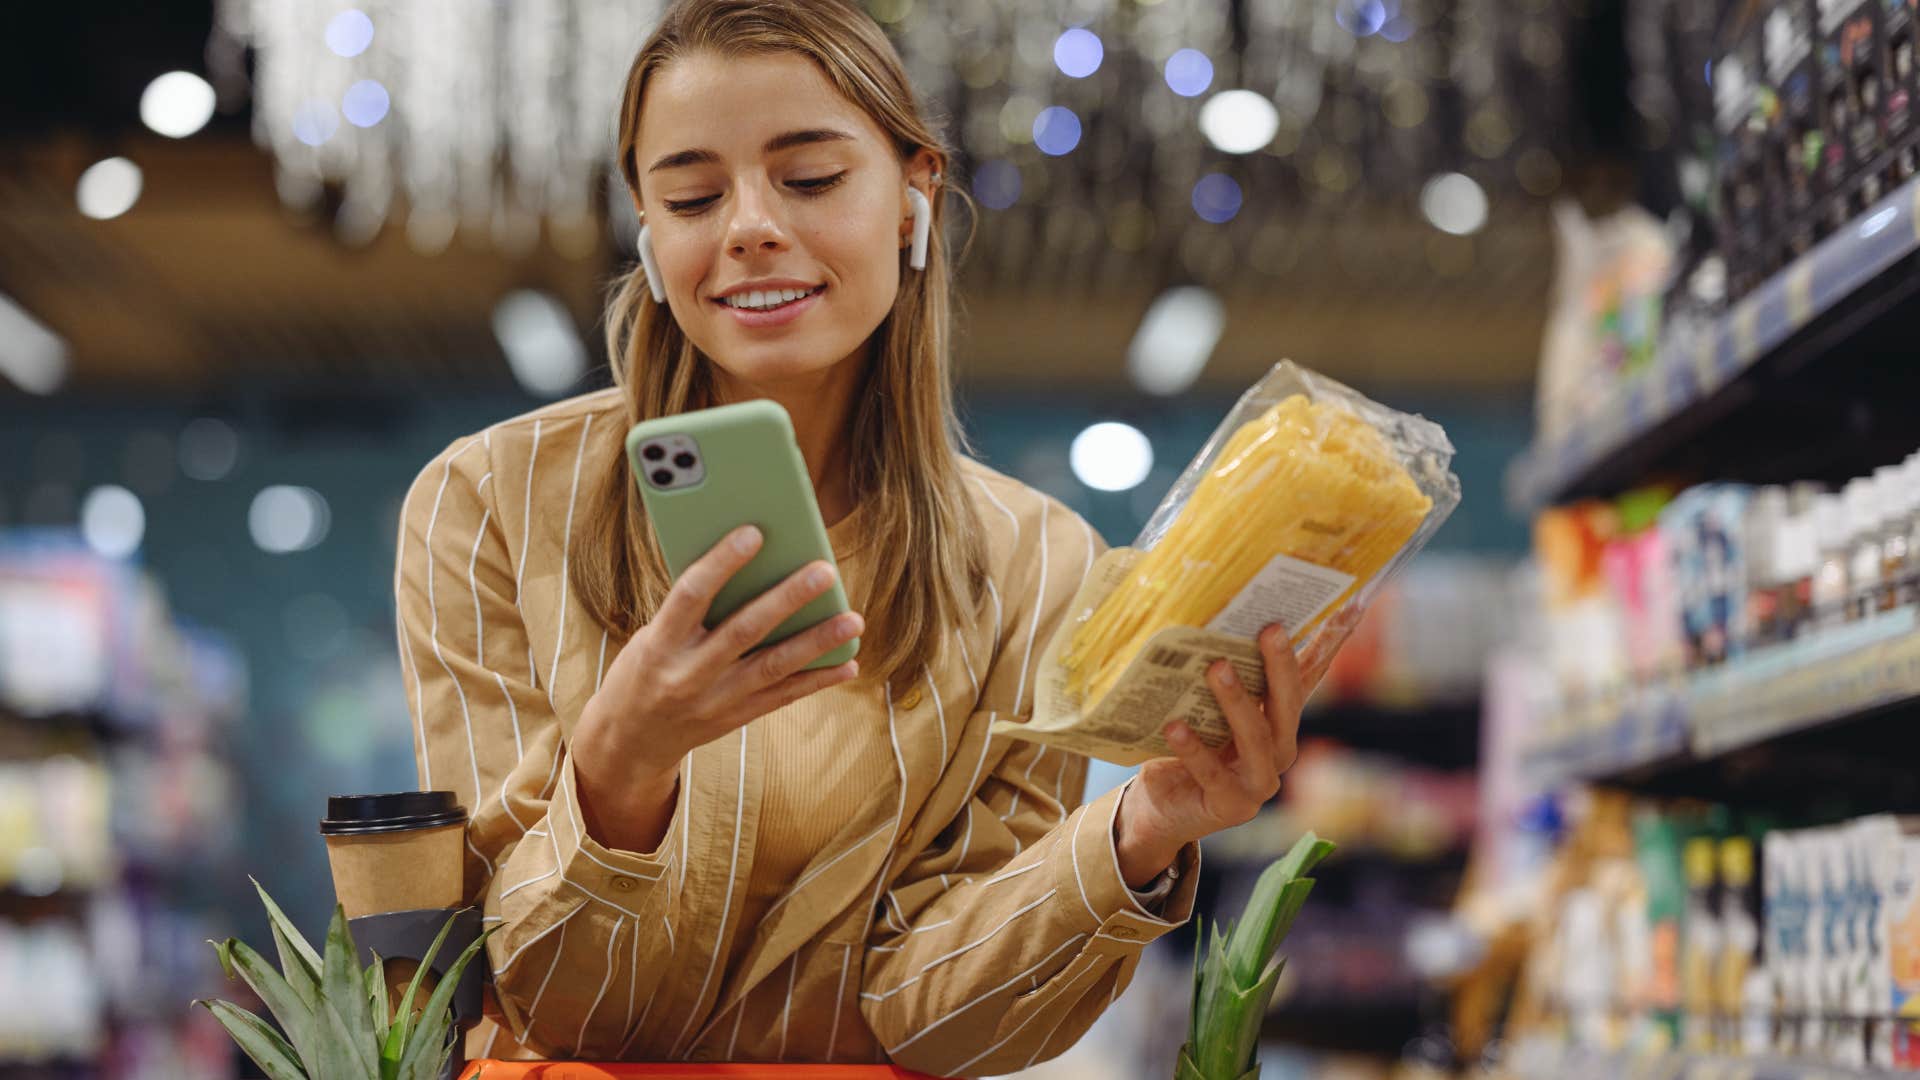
[{"left": 625, "top": 400, "right": 858, "bottom": 670}]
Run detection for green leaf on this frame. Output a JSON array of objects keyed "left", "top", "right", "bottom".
[
  {"left": 208, "top": 936, "right": 316, "bottom": 1069},
  {"left": 389, "top": 909, "right": 461, "bottom": 1058},
  {"left": 194, "top": 999, "right": 309, "bottom": 1080},
  {"left": 1226, "top": 833, "right": 1333, "bottom": 984},
  {"left": 321, "top": 905, "right": 381, "bottom": 1079},
  {"left": 366, "top": 953, "right": 391, "bottom": 1050},
  {"left": 253, "top": 877, "right": 323, "bottom": 977},
  {"left": 1224, "top": 960, "right": 1284, "bottom": 1077},
  {"left": 1174, "top": 1047, "right": 1209, "bottom": 1080},
  {"left": 396, "top": 926, "right": 496, "bottom": 1080}
]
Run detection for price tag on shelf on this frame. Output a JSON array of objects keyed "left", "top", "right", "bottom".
[
  {"left": 1786, "top": 263, "right": 1814, "bottom": 327},
  {"left": 1732, "top": 304, "right": 1761, "bottom": 366}
]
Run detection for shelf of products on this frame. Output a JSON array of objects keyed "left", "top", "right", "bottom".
[
  {"left": 1524, "top": 445, "right": 1920, "bottom": 805},
  {"left": 1502, "top": 1045, "right": 1915, "bottom": 1080},
  {"left": 1458, "top": 795, "right": 1920, "bottom": 1080},
  {"left": 0, "top": 531, "right": 244, "bottom": 1079},
  {"left": 1509, "top": 174, "right": 1920, "bottom": 514}
]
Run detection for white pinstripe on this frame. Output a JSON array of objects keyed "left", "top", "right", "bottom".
[
  {"left": 758, "top": 821, "right": 893, "bottom": 921},
  {"left": 467, "top": 483, "right": 492, "bottom": 665},
  {"left": 885, "top": 933, "right": 1087, "bottom": 1056},
  {"left": 577, "top": 916, "right": 625, "bottom": 1053},
  {"left": 725, "top": 991, "right": 747, "bottom": 1058},
  {"left": 1069, "top": 802, "right": 1102, "bottom": 926},
  {"left": 525, "top": 915, "right": 573, "bottom": 1033},
  {"left": 825, "top": 942, "right": 853, "bottom": 1060},
  {"left": 495, "top": 899, "right": 585, "bottom": 976},
  {"left": 862, "top": 889, "right": 1058, "bottom": 1002},
  {"left": 515, "top": 419, "right": 542, "bottom": 599},
  {"left": 546, "top": 415, "right": 595, "bottom": 706},
  {"left": 1013, "top": 495, "right": 1050, "bottom": 716},
  {"left": 776, "top": 953, "right": 799, "bottom": 1060},
  {"left": 669, "top": 731, "right": 748, "bottom": 1058}
]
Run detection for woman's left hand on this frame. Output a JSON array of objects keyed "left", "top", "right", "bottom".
[{"left": 1113, "top": 622, "right": 1304, "bottom": 888}]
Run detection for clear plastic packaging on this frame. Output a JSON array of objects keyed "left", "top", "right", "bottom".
[{"left": 993, "top": 361, "right": 1461, "bottom": 766}]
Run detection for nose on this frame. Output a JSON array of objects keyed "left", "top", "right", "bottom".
[{"left": 724, "top": 176, "right": 790, "bottom": 258}]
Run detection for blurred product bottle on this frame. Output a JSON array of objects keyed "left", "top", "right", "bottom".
[
  {"left": 1743, "top": 486, "right": 1788, "bottom": 648},
  {"left": 1683, "top": 835, "right": 1723, "bottom": 1051},
  {"left": 1812, "top": 493, "right": 1852, "bottom": 630},
  {"left": 1718, "top": 834, "right": 1769, "bottom": 1056},
  {"left": 1845, "top": 476, "right": 1884, "bottom": 622}
]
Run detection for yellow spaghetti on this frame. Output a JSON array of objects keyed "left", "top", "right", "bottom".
[{"left": 1062, "top": 393, "right": 1433, "bottom": 708}]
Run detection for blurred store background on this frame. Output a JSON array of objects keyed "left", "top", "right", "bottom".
[{"left": 3, "top": 0, "right": 1918, "bottom": 1077}]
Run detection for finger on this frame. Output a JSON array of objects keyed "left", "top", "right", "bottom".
[
  {"left": 1257, "top": 624, "right": 1304, "bottom": 772},
  {"left": 1160, "top": 721, "right": 1244, "bottom": 804},
  {"left": 734, "top": 660, "right": 860, "bottom": 719},
  {"left": 654, "top": 525, "right": 762, "bottom": 637},
  {"left": 734, "top": 610, "right": 864, "bottom": 693},
  {"left": 1258, "top": 623, "right": 1303, "bottom": 708},
  {"left": 1207, "top": 659, "right": 1277, "bottom": 788},
  {"left": 702, "top": 559, "right": 840, "bottom": 662}
]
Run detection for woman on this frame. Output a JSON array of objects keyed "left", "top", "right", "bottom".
[{"left": 394, "top": 0, "right": 1304, "bottom": 1071}]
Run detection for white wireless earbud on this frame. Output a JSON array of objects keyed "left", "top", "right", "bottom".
[
  {"left": 637, "top": 222, "right": 667, "bottom": 303},
  {"left": 906, "top": 186, "right": 932, "bottom": 270}
]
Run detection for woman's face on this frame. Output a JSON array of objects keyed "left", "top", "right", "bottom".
[{"left": 633, "top": 50, "right": 930, "bottom": 388}]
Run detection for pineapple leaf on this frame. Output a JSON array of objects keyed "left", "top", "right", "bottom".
[
  {"left": 1192, "top": 925, "right": 1236, "bottom": 1076},
  {"left": 1174, "top": 1047, "right": 1209, "bottom": 1080},
  {"left": 366, "top": 952, "right": 391, "bottom": 1048},
  {"left": 1224, "top": 958, "right": 1285, "bottom": 1077},
  {"left": 253, "top": 876, "right": 323, "bottom": 977},
  {"left": 395, "top": 925, "right": 496, "bottom": 1080},
  {"left": 321, "top": 905, "right": 381, "bottom": 1079},
  {"left": 194, "top": 999, "right": 309, "bottom": 1080},
  {"left": 389, "top": 907, "right": 461, "bottom": 1056},
  {"left": 209, "top": 936, "right": 318, "bottom": 1069}
]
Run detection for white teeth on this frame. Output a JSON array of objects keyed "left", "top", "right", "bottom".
[{"left": 724, "top": 286, "right": 816, "bottom": 310}]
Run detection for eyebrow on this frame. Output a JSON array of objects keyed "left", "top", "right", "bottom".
[{"left": 646, "top": 128, "right": 856, "bottom": 174}]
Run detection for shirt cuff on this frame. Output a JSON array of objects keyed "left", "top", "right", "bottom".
[
  {"left": 549, "top": 747, "right": 681, "bottom": 910},
  {"left": 1050, "top": 775, "right": 1200, "bottom": 957}
]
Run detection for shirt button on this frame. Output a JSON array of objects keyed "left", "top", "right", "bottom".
[
  {"left": 1111, "top": 925, "right": 1140, "bottom": 941},
  {"left": 899, "top": 686, "right": 924, "bottom": 709},
  {"left": 611, "top": 875, "right": 638, "bottom": 892}
]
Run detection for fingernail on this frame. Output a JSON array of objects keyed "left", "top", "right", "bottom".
[
  {"left": 1213, "top": 662, "right": 1238, "bottom": 687},
  {"left": 1162, "top": 722, "right": 1184, "bottom": 743},
  {"left": 734, "top": 526, "right": 762, "bottom": 553},
  {"left": 809, "top": 563, "right": 835, "bottom": 589},
  {"left": 839, "top": 613, "right": 864, "bottom": 636}
]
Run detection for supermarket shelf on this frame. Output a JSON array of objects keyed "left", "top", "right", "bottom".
[
  {"left": 1524, "top": 609, "right": 1920, "bottom": 806},
  {"left": 1261, "top": 995, "right": 1425, "bottom": 1057},
  {"left": 1507, "top": 175, "right": 1920, "bottom": 513},
  {"left": 1509, "top": 1046, "right": 1909, "bottom": 1080},
  {"left": 1300, "top": 700, "right": 1482, "bottom": 770}
]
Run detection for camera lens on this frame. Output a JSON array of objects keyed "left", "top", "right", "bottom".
[
  {"left": 673, "top": 452, "right": 696, "bottom": 469},
  {"left": 642, "top": 444, "right": 665, "bottom": 461},
  {"left": 651, "top": 469, "right": 674, "bottom": 486}
]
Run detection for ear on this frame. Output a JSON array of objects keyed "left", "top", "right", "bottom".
[{"left": 898, "top": 146, "right": 945, "bottom": 240}]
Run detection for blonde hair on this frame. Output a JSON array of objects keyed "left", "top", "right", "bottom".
[{"left": 570, "top": 0, "right": 989, "bottom": 688}]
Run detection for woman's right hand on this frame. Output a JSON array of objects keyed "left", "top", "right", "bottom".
[{"left": 572, "top": 524, "right": 862, "bottom": 851}]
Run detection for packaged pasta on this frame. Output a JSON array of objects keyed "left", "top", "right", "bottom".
[{"left": 994, "top": 361, "right": 1460, "bottom": 765}]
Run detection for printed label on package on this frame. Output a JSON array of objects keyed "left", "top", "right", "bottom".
[{"left": 1204, "top": 551, "right": 1355, "bottom": 640}]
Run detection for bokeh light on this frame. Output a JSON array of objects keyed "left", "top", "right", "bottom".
[
  {"left": 80, "top": 486, "right": 145, "bottom": 560},
  {"left": 76, "top": 158, "right": 142, "bottom": 220},
  {"left": 1420, "top": 172, "right": 1489, "bottom": 235},
  {"left": 1164, "top": 49, "right": 1214, "bottom": 97},
  {"left": 1192, "top": 173, "right": 1243, "bottom": 223},
  {"left": 1053, "top": 28, "right": 1103, "bottom": 78},
  {"left": 342, "top": 80, "right": 390, "bottom": 128},
  {"left": 325, "top": 10, "right": 375, "bottom": 58},
  {"left": 1070, "top": 423, "right": 1155, "bottom": 492},
  {"left": 178, "top": 418, "right": 241, "bottom": 481},
  {"left": 249, "top": 486, "right": 331, "bottom": 554},
  {"left": 1033, "top": 106, "right": 1083, "bottom": 156},
  {"left": 1199, "top": 90, "right": 1280, "bottom": 154},
  {"left": 292, "top": 100, "right": 340, "bottom": 147},
  {"left": 140, "top": 72, "right": 216, "bottom": 138}
]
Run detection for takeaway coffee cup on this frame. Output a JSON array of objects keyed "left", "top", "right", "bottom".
[{"left": 319, "top": 791, "right": 468, "bottom": 919}]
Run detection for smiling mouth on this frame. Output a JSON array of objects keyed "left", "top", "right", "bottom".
[{"left": 714, "top": 285, "right": 826, "bottom": 312}]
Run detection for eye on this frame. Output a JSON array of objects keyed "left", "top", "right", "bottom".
[
  {"left": 664, "top": 194, "right": 718, "bottom": 215},
  {"left": 789, "top": 171, "right": 847, "bottom": 194}
]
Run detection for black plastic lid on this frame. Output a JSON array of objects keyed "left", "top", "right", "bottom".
[{"left": 320, "top": 791, "right": 467, "bottom": 836}]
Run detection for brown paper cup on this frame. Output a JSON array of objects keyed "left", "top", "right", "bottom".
[{"left": 320, "top": 792, "right": 468, "bottom": 919}]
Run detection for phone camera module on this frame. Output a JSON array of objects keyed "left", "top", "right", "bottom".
[
  {"left": 642, "top": 444, "right": 665, "bottom": 462},
  {"left": 650, "top": 469, "right": 674, "bottom": 487},
  {"left": 673, "top": 452, "right": 697, "bottom": 469}
]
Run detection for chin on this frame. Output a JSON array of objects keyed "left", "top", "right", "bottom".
[{"left": 711, "top": 336, "right": 859, "bottom": 384}]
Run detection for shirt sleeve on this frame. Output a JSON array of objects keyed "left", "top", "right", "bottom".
[
  {"left": 394, "top": 430, "right": 685, "bottom": 1058},
  {"left": 858, "top": 486, "right": 1202, "bottom": 1077}
]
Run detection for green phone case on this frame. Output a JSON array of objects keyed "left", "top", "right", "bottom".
[{"left": 625, "top": 400, "right": 858, "bottom": 670}]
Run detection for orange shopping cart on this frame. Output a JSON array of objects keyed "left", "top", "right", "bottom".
[{"left": 460, "top": 1064, "right": 939, "bottom": 1079}]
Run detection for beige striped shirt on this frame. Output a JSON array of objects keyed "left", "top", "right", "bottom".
[{"left": 393, "top": 388, "right": 1200, "bottom": 1074}]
